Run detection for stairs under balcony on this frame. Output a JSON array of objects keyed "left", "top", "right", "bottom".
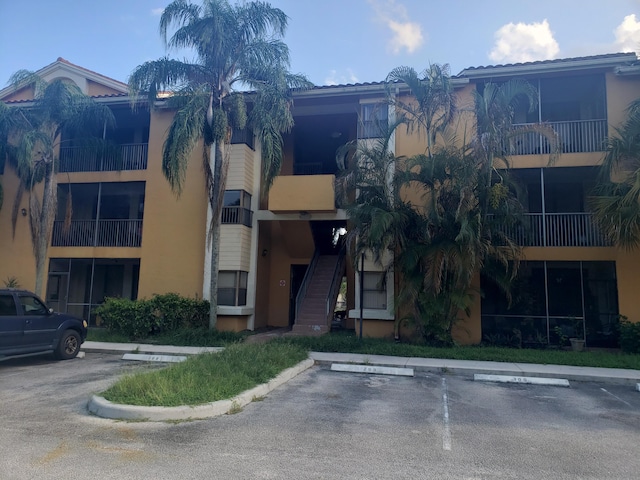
[{"left": 291, "top": 251, "right": 345, "bottom": 335}]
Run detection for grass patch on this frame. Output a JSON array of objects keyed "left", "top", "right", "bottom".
[
  {"left": 274, "top": 331, "right": 640, "bottom": 370},
  {"left": 101, "top": 342, "right": 308, "bottom": 407},
  {"left": 87, "top": 327, "right": 246, "bottom": 347}
]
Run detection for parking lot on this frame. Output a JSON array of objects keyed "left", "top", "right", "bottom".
[{"left": 1, "top": 352, "right": 640, "bottom": 479}]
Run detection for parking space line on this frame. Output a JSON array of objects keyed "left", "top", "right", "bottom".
[
  {"left": 442, "top": 377, "right": 452, "bottom": 451},
  {"left": 600, "top": 387, "right": 632, "bottom": 407}
]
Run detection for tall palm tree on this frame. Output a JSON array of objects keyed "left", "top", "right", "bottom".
[
  {"left": 591, "top": 98, "right": 640, "bottom": 249},
  {"left": 128, "top": 0, "right": 311, "bottom": 329},
  {"left": 0, "top": 71, "right": 115, "bottom": 296},
  {"left": 385, "top": 64, "right": 456, "bottom": 157}
]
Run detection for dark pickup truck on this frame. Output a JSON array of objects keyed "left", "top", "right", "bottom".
[{"left": 0, "top": 289, "right": 87, "bottom": 360}]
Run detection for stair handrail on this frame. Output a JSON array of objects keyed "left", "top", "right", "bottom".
[
  {"left": 325, "top": 245, "right": 347, "bottom": 325},
  {"left": 295, "top": 249, "right": 320, "bottom": 323}
]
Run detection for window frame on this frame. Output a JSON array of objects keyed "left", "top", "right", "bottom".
[
  {"left": 362, "top": 271, "right": 387, "bottom": 310},
  {"left": 217, "top": 271, "right": 249, "bottom": 307}
]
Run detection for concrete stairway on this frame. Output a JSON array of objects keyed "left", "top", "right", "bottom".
[{"left": 291, "top": 255, "right": 340, "bottom": 335}]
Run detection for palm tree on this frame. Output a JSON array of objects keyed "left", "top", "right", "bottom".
[
  {"left": 0, "top": 71, "right": 115, "bottom": 296},
  {"left": 128, "top": 0, "right": 311, "bottom": 329},
  {"left": 590, "top": 98, "right": 640, "bottom": 249},
  {"left": 338, "top": 76, "right": 558, "bottom": 343},
  {"left": 385, "top": 64, "right": 457, "bottom": 157}
]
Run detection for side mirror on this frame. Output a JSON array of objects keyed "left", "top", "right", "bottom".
[{"left": 48, "top": 307, "right": 54, "bottom": 315}]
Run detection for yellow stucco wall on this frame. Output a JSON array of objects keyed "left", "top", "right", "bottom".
[
  {"left": 86, "top": 80, "right": 125, "bottom": 97},
  {"left": 217, "top": 316, "right": 249, "bottom": 332},
  {"left": 268, "top": 174, "right": 336, "bottom": 213},
  {"left": 0, "top": 167, "right": 37, "bottom": 289},
  {"left": 135, "top": 109, "right": 207, "bottom": 300}
]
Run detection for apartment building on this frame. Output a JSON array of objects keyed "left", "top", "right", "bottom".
[{"left": 1, "top": 53, "right": 639, "bottom": 346}]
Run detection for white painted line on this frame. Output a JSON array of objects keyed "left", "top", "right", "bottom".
[
  {"left": 122, "top": 353, "right": 187, "bottom": 363},
  {"left": 76, "top": 351, "right": 85, "bottom": 359},
  {"left": 330, "top": 363, "right": 414, "bottom": 377},
  {"left": 636, "top": 383, "right": 640, "bottom": 392},
  {"left": 600, "top": 387, "right": 632, "bottom": 407},
  {"left": 442, "top": 377, "right": 452, "bottom": 451},
  {"left": 474, "top": 374, "right": 570, "bottom": 387}
]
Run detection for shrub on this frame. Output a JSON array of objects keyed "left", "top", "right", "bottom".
[
  {"left": 94, "top": 293, "right": 210, "bottom": 340},
  {"left": 619, "top": 317, "right": 640, "bottom": 354},
  {"left": 94, "top": 297, "right": 155, "bottom": 339}
]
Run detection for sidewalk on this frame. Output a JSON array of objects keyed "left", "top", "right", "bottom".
[{"left": 81, "top": 341, "right": 640, "bottom": 386}]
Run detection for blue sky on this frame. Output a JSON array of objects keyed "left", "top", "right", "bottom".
[{"left": 1, "top": 0, "right": 640, "bottom": 87}]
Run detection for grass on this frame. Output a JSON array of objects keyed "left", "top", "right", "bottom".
[
  {"left": 101, "top": 342, "right": 308, "bottom": 407},
  {"left": 87, "top": 327, "right": 246, "bottom": 346},
  {"left": 274, "top": 331, "right": 640, "bottom": 370},
  {"left": 89, "top": 326, "right": 640, "bottom": 370}
]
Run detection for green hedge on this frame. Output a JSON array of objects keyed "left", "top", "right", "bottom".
[
  {"left": 619, "top": 318, "right": 640, "bottom": 354},
  {"left": 94, "top": 293, "right": 209, "bottom": 340}
]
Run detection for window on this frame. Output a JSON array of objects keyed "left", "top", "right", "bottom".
[
  {"left": 0, "top": 294, "right": 17, "bottom": 316},
  {"left": 18, "top": 295, "right": 48, "bottom": 315},
  {"left": 221, "top": 190, "right": 252, "bottom": 227},
  {"left": 231, "top": 127, "right": 255, "bottom": 150},
  {"left": 358, "top": 104, "right": 388, "bottom": 139},
  {"left": 218, "top": 271, "right": 248, "bottom": 306},
  {"left": 362, "top": 272, "right": 386, "bottom": 309}
]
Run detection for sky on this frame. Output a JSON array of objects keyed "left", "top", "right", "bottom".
[{"left": 1, "top": 0, "right": 640, "bottom": 88}]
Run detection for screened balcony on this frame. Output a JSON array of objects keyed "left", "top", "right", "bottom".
[
  {"left": 491, "top": 73, "right": 608, "bottom": 155},
  {"left": 52, "top": 182, "right": 145, "bottom": 248},
  {"left": 508, "top": 119, "right": 607, "bottom": 155},
  {"left": 496, "top": 167, "right": 609, "bottom": 247},
  {"left": 498, "top": 213, "right": 608, "bottom": 247},
  {"left": 58, "top": 105, "right": 150, "bottom": 172},
  {"left": 59, "top": 143, "right": 148, "bottom": 172}
]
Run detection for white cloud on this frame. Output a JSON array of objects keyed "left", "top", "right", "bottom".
[
  {"left": 368, "top": 0, "right": 424, "bottom": 54},
  {"left": 614, "top": 14, "right": 640, "bottom": 52},
  {"left": 151, "top": 7, "right": 164, "bottom": 16},
  {"left": 324, "top": 69, "right": 360, "bottom": 86},
  {"left": 489, "top": 19, "right": 560, "bottom": 64}
]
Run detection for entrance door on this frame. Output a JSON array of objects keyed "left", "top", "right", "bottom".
[
  {"left": 46, "top": 273, "right": 69, "bottom": 313},
  {"left": 289, "top": 265, "right": 308, "bottom": 326}
]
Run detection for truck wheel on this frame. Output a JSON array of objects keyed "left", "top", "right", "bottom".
[{"left": 54, "top": 330, "right": 81, "bottom": 360}]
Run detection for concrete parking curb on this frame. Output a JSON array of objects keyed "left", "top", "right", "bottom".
[
  {"left": 309, "top": 352, "right": 640, "bottom": 386},
  {"left": 87, "top": 358, "right": 315, "bottom": 421},
  {"left": 474, "top": 373, "right": 570, "bottom": 387}
]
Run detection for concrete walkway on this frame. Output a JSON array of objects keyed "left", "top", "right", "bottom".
[{"left": 82, "top": 341, "right": 640, "bottom": 386}]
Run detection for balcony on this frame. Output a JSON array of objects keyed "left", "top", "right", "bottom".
[
  {"left": 59, "top": 143, "right": 148, "bottom": 172},
  {"left": 221, "top": 206, "right": 253, "bottom": 227},
  {"left": 268, "top": 174, "right": 336, "bottom": 213},
  {"left": 52, "top": 219, "right": 142, "bottom": 247},
  {"left": 509, "top": 119, "right": 607, "bottom": 156},
  {"left": 496, "top": 213, "right": 609, "bottom": 247}
]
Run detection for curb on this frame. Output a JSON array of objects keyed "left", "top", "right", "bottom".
[
  {"left": 87, "top": 358, "right": 315, "bottom": 421},
  {"left": 474, "top": 373, "right": 570, "bottom": 387},
  {"left": 310, "top": 353, "right": 640, "bottom": 386}
]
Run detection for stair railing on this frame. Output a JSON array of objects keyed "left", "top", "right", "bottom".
[
  {"left": 295, "top": 249, "right": 320, "bottom": 324},
  {"left": 325, "top": 245, "right": 347, "bottom": 325}
]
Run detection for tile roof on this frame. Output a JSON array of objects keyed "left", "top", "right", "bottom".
[{"left": 457, "top": 52, "right": 637, "bottom": 76}]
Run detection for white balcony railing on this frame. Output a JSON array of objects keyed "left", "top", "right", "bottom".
[
  {"left": 221, "top": 207, "right": 253, "bottom": 227},
  {"left": 495, "top": 213, "right": 609, "bottom": 247},
  {"left": 509, "top": 119, "right": 607, "bottom": 155},
  {"left": 58, "top": 143, "right": 148, "bottom": 172},
  {"left": 52, "top": 219, "right": 142, "bottom": 247}
]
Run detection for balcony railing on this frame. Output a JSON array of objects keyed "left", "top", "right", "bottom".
[
  {"left": 495, "top": 213, "right": 609, "bottom": 247},
  {"left": 59, "top": 143, "right": 148, "bottom": 172},
  {"left": 52, "top": 219, "right": 143, "bottom": 247},
  {"left": 509, "top": 119, "right": 607, "bottom": 155},
  {"left": 221, "top": 207, "right": 253, "bottom": 227}
]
